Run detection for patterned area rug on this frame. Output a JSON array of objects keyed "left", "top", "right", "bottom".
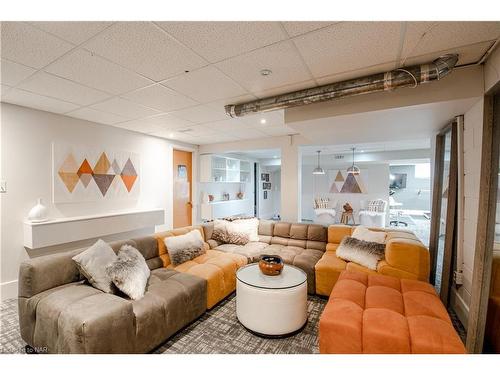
[{"left": 0, "top": 294, "right": 327, "bottom": 354}]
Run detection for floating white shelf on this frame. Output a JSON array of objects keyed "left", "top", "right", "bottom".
[{"left": 23, "top": 208, "right": 164, "bottom": 249}]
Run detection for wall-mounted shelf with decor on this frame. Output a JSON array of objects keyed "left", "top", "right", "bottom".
[
  {"left": 200, "top": 155, "right": 252, "bottom": 183},
  {"left": 23, "top": 208, "right": 164, "bottom": 249}
]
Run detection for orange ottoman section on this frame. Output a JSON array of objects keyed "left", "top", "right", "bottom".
[{"left": 319, "top": 271, "right": 466, "bottom": 354}]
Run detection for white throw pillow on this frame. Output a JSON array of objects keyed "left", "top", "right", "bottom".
[
  {"left": 232, "top": 218, "right": 259, "bottom": 242},
  {"left": 352, "top": 226, "right": 386, "bottom": 244},
  {"left": 106, "top": 245, "right": 150, "bottom": 300},
  {"left": 164, "top": 229, "right": 205, "bottom": 266},
  {"left": 72, "top": 239, "right": 117, "bottom": 293},
  {"left": 336, "top": 237, "right": 385, "bottom": 270}
]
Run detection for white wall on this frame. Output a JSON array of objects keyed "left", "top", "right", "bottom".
[
  {"left": 450, "top": 98, "right": 484, "bottom": 326},
  {"left": 301, "top": 161, "right": 390, "bottom": 222},
  {"left": 0, "top": 103, "right": 197, "bottom": 300}
]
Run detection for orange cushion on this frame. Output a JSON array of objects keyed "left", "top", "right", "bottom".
[{"left": 319, "top": 271, "right": 466, "bottom": 354}]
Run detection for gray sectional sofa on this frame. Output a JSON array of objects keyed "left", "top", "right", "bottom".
[{"left": 18, "top": 220, "right": 328, "bottom": 353}]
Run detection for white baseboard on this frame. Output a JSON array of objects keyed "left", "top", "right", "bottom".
[
  {"left": 1, "top": 279, "right": 18, "bottom": 301},
  {"left": 450, "top": 287, "right": 469, "bottom": 328}
]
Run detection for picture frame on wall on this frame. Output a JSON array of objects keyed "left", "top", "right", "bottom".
[
  {"left": 261, "top": 173, "right": 269, "bottom": 181},
  {"left": 262, "top": 182, "right": 271, "bottom": 190},
  {"left": 264, "top": 191, "right": 268, "bottom": 199}
]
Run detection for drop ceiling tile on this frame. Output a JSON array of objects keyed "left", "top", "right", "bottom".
[
  {"left": 157, "top": 21, "right": 287, "bottom": 63},
  {"left": 0, "top": 59, "right": 37, "bottom": 86},
  {"left": 148, "top": 129, "right": 193, "bottom": 142},
  {"left": 168, "top": 104, "right": 228, "bottom": 124},
  {"left": 0, "top": 22, "right": 74, "bottom": 69},
  {"left": 205, "top": 118, "right": 252, "bottom": 132},
  {"left": 194, "top": 134, "right": 240, "bottom": 144},
  {"left": 402, "top": 41, "right": 494, "bottom": 67},
  {"left": 402, "top": 21, "right": 500, "bottom": 60},
  {"left": 29, "top": 21, "right": 113, "bottom": 45},
  {"left": 162, "top": 65, "right": 247, "bottom": 103},
  {"left": 178, "top": 125, "right": 217, "bottom": 137},
  {"left": 90, "top": 97, "right": 160, "bottom": 119},
  {"left": 65, "top": 107, "right": 128, "bottom": 125},
  {"left": 2, "top": 88, "right": 79, "bottom": 113},
  {"left": 215, "top": 41, "right": 313, "bottom": 92},
  {"left": 234, "top": 128, "right": 268, "bottom": 140},
  {"left": 1, "top": 84, "right": 12, "bottom": 98},
  {"left": 122, "top": 84, "right": 197, "bottom": 112},
  {"left": 281, "top": 21, "right": 338, "bottom": 37},
  {"left": 253, "top": 79, "right": 316, "bottom": 99},
  {"left": 240, "top": 111, "right": 285, "bottom": 128},
  {"left": 18, "top": 72, "right": 110, "bottom": 106},
  {"left": 46, "top": 49, "right": 152, "bottom": 95},
  {"left": 85, "top": 22, "right": 207, "bottom": 81},
  {"left": 116, "top": 113, "right": 194, "bottom": 133},
  {"left": 260, "top": 125, "right": 296, "bottom": 136},
  {"left": 293, "top": 22, "right": 402, "bottom": 78}
]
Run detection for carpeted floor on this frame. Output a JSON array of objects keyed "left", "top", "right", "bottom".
[
  {"left": 0, "top": 294, "right": 327, "bottom": 354},
  {"left": 0, "top": 292, "right": 466, "bottom": 354}
]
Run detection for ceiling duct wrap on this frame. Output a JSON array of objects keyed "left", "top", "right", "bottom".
[{"left": 225, "top": 54, "right": 459, "bottom": 118}]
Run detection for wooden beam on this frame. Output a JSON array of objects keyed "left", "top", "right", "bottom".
[
  {"left": 429, "top": 133, "right": 445, "bottom": 284},
  {"left": 440, "top": 121, "right": 459, "bottom": 306},
  {"left": 466, "top": 95, "right": 500, "bottom": 353}
]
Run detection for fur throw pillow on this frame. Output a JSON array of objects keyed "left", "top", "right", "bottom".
[
  {"left": 211, "top": 218, "right": 259, "bottom": 245},
  {"left": 106, "top": 245, "right": 150, "bottom": 300},
  {"left": 336, "top": 236, "right": 386, "bottom": 270},
  {"left": 72, "top": 239, "right": 117, "bottom": 293},
  {"left": 164, "top": 229, "right": 205, "bottom": 266},
  {"left": 351, "top": 226, "right": 386, "bottom": 244}
]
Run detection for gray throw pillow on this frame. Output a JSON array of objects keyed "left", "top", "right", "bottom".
[
  {"left": 336, "top": 236, "right": 386, "bottom": 270},
  {"left": 105, "top": 245, "right": 150, "bottom": 300},
  {"left": 164, "top": 229, "right": 205, "bottom": 266},
  {"left": 72, "top": 239, "right": 117, "bottom": 293}
]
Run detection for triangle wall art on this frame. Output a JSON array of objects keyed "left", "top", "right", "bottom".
[
  {"left": 328, "top": 169, "right": 367, "bottom": 194},
  {"left": 52, "top": 142, "right": 140, "bottom": 203}
]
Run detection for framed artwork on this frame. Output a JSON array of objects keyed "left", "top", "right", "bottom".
[
  {"left": 261, "top": 173, "right": 270, "bottom": 181},
  {"left": 53, "top": 142, "right": 140, "bottom": 203},
  {"left": 262, "top": 182, "right": 271, "bottom": 190},
  {"left": 327, "top": 169, "right": 366, "bottom": 194},
  {"left": 263, "top": 191, "right": 268, "bottom": 199}
]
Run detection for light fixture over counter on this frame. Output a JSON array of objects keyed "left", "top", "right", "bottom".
[
  {"left": 347, "top": 147, "right": 360, "bottom": 175},
  {"left": 313, "top": 150, "right": 325, "bottom": 175}
]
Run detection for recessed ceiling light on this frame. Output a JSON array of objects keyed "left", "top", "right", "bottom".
[
  {"left": 260, "top": 118, "right": 267, "bottom": 124},
  {"left": 169, "top": 133, "right": 175, "bottom": 138},
  {"left": 360, "top": 150, "right": 365, "bottom": 153},
  {"left": 273, "top": 155, "right": 278, "bottom": 159},
  {"left": 260, "top": 69, "right": 272, "bottom": 76}
]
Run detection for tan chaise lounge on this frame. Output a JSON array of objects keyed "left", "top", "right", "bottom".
[
  {"left": 315, "top": 225, "right": 430, "bottom": 296},
  {"left": 203, "top": 221, "right": 327, "bottom": 294}
]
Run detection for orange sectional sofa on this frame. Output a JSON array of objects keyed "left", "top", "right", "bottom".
[
  {"left": 155, "top": 225, "right": 247, "bottom": 309},
  {"left": 319, "top": 271, "right": 466, "bottom": 354},
  {"left": 315, "top": 225, "right": 430, "bottom": 296}
]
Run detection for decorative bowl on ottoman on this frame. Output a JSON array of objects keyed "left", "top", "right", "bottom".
[{"left": 259, "top": 255, "right": 284, "bottom": 276}]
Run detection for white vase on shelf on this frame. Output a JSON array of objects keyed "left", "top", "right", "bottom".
[{"left": 27, "top": 198, "right": 49, "bottom": 223}]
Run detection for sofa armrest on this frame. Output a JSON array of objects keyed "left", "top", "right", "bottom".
[
  {"left": 19, "top": 249, "right": 82, "bottom": 298},
  {"left": 384, "top": 238, "right": 430, "bottom": 281},
  {"left": 57, "top": 293, "right": 135, "bottom": 353}
]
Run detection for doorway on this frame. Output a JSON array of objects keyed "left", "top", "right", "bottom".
[{"left": 173, "top": 149, "right": 192, "bottom": 228}]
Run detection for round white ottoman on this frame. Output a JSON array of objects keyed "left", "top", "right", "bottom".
[{"left": 236, "top": 263, "right": 307, "bottom": 337}]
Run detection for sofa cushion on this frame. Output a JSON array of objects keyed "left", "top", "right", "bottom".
[
  {"left": 290, "top": 223, "right": 308, "bottom": 240},
  {"left": 273, "top": 222, "right": 291, "bottom": 238},
  {"left": 319, "top": 271, "right": 466, "bottom": 354},
  {"left": 308, "top": 224, "right": 327, "bottom": 242},
  {"left": 131, "top": 269, "right": 206, "bottom": 353},
  {"left": 258, "top": 220, "right": 274, "bottom": 236}
]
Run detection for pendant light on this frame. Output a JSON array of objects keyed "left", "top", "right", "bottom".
[
  {"left": 313, "top": 150, "right": 325, "bottom": 175},
  {"left": 347, "top": 147, "right": 360, "bottom": 175}
]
